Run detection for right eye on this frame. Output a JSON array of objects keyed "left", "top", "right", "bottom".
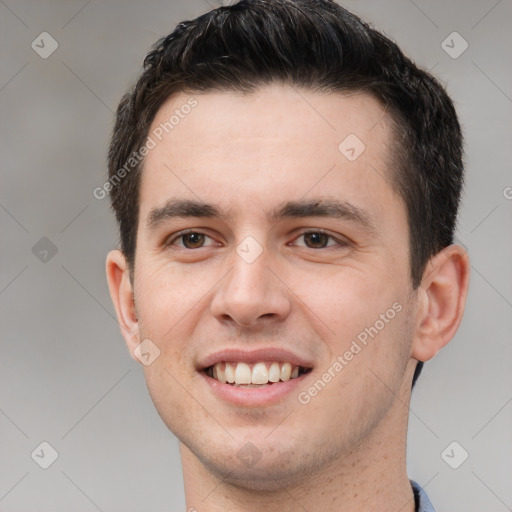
[{"left": 167, "top": 230, "right": 217, "bottom": 250}]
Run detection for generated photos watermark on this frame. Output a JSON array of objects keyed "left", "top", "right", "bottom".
[
  {"left": 297, "top": 301, "right": 403, "bottom": 405},
  {"left": 93, "top": 97, "right": 198, "bottom": 200}
]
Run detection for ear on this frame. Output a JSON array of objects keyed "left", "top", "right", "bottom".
[
  {"left": 411, "top": 244, "right": 470, "bottom": 362},
  {"left": 106, "top": 249, "right": 140, "bottom": 361}
]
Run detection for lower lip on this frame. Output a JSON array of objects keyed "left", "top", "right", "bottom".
[{"left": 200, "top": 371, "right": 312, "bottom": 407}]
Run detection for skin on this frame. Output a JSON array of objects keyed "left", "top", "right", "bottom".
[{"left": 106, "top": 83, "right": 470, "bottom": 511}]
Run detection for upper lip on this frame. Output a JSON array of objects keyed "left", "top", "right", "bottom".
[{"left": 197, "top": 347, "right": 315, "bottom": 371}]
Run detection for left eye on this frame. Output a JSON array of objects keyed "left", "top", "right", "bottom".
[{"left": 292, "top": 231, "right": 346, "bottom": 249}]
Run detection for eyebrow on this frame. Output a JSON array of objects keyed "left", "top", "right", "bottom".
[{"left": 146, "top": 198, "right": 377, "bottom": 235}]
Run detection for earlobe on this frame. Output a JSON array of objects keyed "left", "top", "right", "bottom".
[
  {"left": 105, "top": 250, "right": 140, "bottom": 359},
  {"left": 411, "top": 244, "right": 470, "bottom": 362}
]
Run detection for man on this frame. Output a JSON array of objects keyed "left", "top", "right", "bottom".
[{"left": 105, "top": 1, "right": 470, "bottom": 510}]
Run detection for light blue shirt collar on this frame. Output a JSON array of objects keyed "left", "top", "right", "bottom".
[{"left": 411, "top": 479, "right": 435, "bottom": 512}]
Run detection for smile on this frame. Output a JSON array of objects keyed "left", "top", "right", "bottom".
[{"left": 205, "top": 361, "right": 312, "bottom": 386}]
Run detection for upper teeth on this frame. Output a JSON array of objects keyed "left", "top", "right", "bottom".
[{"left": 210, "top": 362, "right": 303, "bottom": 385}]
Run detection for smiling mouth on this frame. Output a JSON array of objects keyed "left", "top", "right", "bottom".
[{"left": 204, "top": 361, "right": 312, "bottom": 387}]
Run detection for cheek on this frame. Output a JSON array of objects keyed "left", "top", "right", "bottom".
[
  {"left": 134, "top": 263, "right": 203, "bottom": 360},
  {"left": 295, "top": 265, "right": 398, "bottom": 341},
  {"left": 136, "top": 260, "right": 201, "bottom": 315},
  {"left": 296, "top": 264, "right": 412, "bottom": 398}
]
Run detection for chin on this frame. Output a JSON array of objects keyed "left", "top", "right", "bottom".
[{"left": 193, "top": 437, "right": 319, "bottom": 491}]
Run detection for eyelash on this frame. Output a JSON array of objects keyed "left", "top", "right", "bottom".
[{"left": 166, "top": 229, "right": 350, "bottom": 250}]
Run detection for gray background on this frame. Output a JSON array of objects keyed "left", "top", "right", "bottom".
[{"left": 1, "top": 0, "right": 511, "bottom": 510}]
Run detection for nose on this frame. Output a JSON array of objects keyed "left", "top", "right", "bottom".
[{"left": 210, "top": 246, "right": 292, "bottom": 329}]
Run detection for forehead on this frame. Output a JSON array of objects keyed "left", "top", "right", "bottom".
[
  {"left": 147, "top": 84, "right": 391, "bottom": 150},
  {"left": 138, "top": 84, "right": 400, "bottom": 227}
]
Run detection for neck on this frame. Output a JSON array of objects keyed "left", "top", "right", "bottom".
[{"left": 180, "top": 391, "right": 416, "bottom": 512}]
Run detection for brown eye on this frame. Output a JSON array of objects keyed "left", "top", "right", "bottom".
[
  {"left": 303, "top": 232, "right": 330, "bottom": 248},
  {"left": 293, "top": 231, "right": 347, "bottom": 249},
  {"left": 168, "top": 231, "right": 215, "bottom": 249},
  {"left": 181, "top": 232, "right": 206, "bottom": 249}
]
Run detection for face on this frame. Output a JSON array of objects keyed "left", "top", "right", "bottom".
[{"left": 125, "top": 84, "right": 420, "bottom": 488}]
